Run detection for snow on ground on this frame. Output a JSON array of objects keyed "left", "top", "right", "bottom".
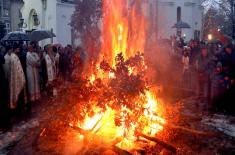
[
  {"left": 202, "top": 114, "right": 235, "bottom": 138},
  {"left": 0, "top": 119, "right": 39, "bottom": 154}
]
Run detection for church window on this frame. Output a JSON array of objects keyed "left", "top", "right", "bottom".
[{"left": 177, "top": 7, "right": 181, "bottom": 22}]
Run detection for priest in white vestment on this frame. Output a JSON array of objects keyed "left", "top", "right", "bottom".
[
  {"left": 3, "top": 46, "right": 26, "bottom": 109},
  {"left": 44, "top": 45, "right": 56, "bottom": 83},
  {"left": 26, "top": 45, "right": 41, "bottom": 102}
]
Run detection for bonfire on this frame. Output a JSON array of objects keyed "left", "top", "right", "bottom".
[
  {"left": 67, "top": 0, "right": 175, "bottom": 154},
  {"left": 69, "top": 51, "right": 170, "bottom": 150}
]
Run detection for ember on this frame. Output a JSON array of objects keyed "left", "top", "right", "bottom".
[{"left": 68, "top": 0, "right": 170, "bottom": 153}]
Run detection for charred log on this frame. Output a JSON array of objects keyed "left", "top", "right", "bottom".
[{"left": 137, "top": 132, "right": 177, "bottom": 153}]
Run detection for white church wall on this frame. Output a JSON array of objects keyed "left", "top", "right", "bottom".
[
  {"left": 21, "top": 0, "right": 43, "bottom": 30},
  {"left": 195, "top": 4, "right": 203, "bottom": 37},
  {"left": 21, "top": 0, "right": 57, "bottom": 45},
  {"left": 21, "top": 0, "right": 202, "bottom": 46},
  {"left": 156, "top": 0, "right": 203, "bottom": 41},
  {"left": 157, "top": 1, "right": 176, "bottom": 39},
  {"left": 43, "top": 0, "right": 57, "bottom": 45},
  {"left": 21, "top": 0, "right": 76, "bottom": 46},
  {"left": 181, "top": 2, "right": 194, "bottom": 40},
  {"left": 10, "top": 0, "right": 24, "bottom": 31},
  {"left": 44, "top": 0, "right": 57, "bottom": 30},
  {"left": 56, "top": 2, "right": 75, "bottom": 46}
]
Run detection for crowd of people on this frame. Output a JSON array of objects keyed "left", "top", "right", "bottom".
[
  {"left": 172, "top": 37, "right": 235, "bottom": 113},
  {"left": 0, "top": 41, "right": 85, "bottom": 127},
  {"left": 1, "top": 35, "right": 235, "bottom": 127}
]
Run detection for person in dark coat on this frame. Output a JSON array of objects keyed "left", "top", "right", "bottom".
[
  {"left": 0, "top": 47, "right": 10, "bottom": 128},
  {"left": 59, "top": 47, "right": 67, "bottom": 80},
  {"left": 66, "top": 45, "right": 73, "bottom": 81},
  {"left": 0, "top": 51, "right": 6, "bottom": 88},
  {"left": 15, "top": 43, "right": 27, "bottom": 75},
  {"left": 219, "top": 44, "right": 235, "bottom": 80},
  {"left": 195, "top": 46, "right": 212, "bottom": 107},
  {"left": 217, "top": 44, "right": 235, "bottom": 114},
  {"left": 210, "top": 62, "right": 226, "bottom": 109}
]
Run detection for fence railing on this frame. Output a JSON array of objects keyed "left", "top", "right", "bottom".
[{"left": 164, "top": 65, "right": 198, "bottom": 93}]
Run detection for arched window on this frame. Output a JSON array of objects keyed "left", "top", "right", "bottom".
[{"left": 177, "top": 7, "right": 181, "bottom": 22}]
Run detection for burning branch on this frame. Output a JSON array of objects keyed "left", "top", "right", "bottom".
[
  {"left": 136, "top": 132, "right": 177, "bottom": 153},
  {"left": 67, "top": 52, "right": 167, "bottom": 152}
]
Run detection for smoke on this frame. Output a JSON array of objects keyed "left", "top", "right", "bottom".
[{"left": 145, "top": 40, "right": 172, "bottom": 85}]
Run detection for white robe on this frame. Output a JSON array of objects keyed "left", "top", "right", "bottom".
[
  {"left": 26, "top": 52, "right": 41, "bottom": 102},
  {"left": 55, "top": 53, "right": 60, "bottom": 77},
  {"left": 3, "top": 53, "right": 26, "bottom": 109},
  {"left": 45, "top": 54, "right": 55, "bottom": 83}
]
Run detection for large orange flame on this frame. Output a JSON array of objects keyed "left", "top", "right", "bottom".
[
  {"left": 71, "top": 0, "right": 165, "bottom": 152},
  {"left": 73, "top": 91, "right": 165, "bottom": 151},
  {"left": 101, "top": 0, "right": 147, "bottom": 65}
]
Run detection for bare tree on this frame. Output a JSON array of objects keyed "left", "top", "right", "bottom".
[{"left": 202, "top": 0, "right": 235, "bottom": 38}]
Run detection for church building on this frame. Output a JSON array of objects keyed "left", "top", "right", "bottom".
[
  {"left": 20, "top": 0, "right": 204, "bottom": 46},
  {"left": 147, "top": 0, "right": 203, "bottom": 41},
  {"left": 21, "top": 0, "right": 75, "bottom": 46}
]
